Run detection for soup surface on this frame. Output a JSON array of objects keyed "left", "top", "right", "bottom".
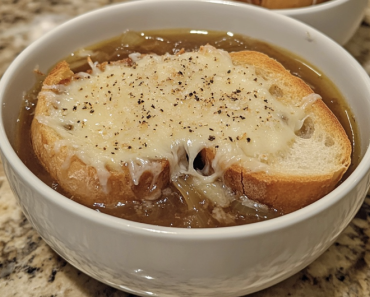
[{"left": 16, "top": 29, "right": 358, "bottom": 228}]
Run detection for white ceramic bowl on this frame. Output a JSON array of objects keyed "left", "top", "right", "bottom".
[
  {"left": 1, "top": 1, "right": 370, "bottom": 296},
  {"left": 275, "top": 0, "right": 368, "bottom": 45}
]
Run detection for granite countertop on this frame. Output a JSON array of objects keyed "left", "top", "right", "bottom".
[{"left": 1, "top": 1, "right": 370, "bottom": 296}]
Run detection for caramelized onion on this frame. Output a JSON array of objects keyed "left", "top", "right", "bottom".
[{"left": 173, "top": 176, "right": 214, "bottom": 227}]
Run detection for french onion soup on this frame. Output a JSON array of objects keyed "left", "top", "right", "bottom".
[{"left": 16, "top": 29, "right": 357, "bottom": 228}]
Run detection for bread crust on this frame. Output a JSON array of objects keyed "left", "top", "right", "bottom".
[{"left": 31, "top": 50, "right": 351, "bottom": 213}]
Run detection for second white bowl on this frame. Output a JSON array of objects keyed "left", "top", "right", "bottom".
[{"left": 276, "top": 0, "right": 368, "bottom": 45}]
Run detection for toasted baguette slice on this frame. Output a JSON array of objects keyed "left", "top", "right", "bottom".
[
  {"left": 31, "top": 61, "right": 170, "bottom": 205},
  {"left": 31, "top": 46, "right": 351, "bottom": 212},
  {"left": 218, "top": 51, "right": 351, "bottom": 213}
]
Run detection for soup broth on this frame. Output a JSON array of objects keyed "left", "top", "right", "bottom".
[{"left": 16, "top": 29, "right": 359, "bottom": 228}]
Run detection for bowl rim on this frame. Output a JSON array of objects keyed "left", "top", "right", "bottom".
[{"left": 1, "top": 0, "right": 370, "bottom": 240}]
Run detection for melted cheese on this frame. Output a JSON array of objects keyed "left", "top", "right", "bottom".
[{"left": 37, "top": 45, "right": 312, "bottom": 187}]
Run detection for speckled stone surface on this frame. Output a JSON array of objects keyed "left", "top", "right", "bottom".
[{"left": 1, "top": 1, "right": 370, "bottom": 296}]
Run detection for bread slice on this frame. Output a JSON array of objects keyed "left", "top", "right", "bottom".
[
  {"left": 217, "top": 51, "right": 351, "bottom": 213},
  {"left": 31, "top": 61, "right": 170, "bottom": 205},
  {"left": 31, "top": 45, "right": 351, "bottom": 213}
]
